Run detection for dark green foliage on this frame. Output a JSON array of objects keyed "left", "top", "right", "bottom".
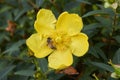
[{"left": 0, "top": 0, "right": 120, "bottom": 80}]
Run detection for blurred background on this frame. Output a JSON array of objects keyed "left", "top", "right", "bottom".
[{"left": 0, "top": 0, "right": 120, "bottom": 80}]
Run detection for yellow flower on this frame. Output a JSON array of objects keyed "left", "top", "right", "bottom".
[{"left": 26, "top": 9, "right": 89, "bottom": 69}]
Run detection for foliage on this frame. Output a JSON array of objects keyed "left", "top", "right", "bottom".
[{"left": 0, "top": 0, "right": 120, "bottom": 80}]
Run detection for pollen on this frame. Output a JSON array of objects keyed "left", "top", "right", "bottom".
[{"left": 55, "top": 36, "right": 62, "bottom": 43}]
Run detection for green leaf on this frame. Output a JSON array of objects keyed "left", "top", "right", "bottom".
[
  {"left": 90, "top": 62, "right": 114, "bottom": 72},
  {"left": 82, "top": 10, "right": 108, "bottom": 18},
  {"left": 38, "top": 58, "right": 48, "bottom": 73},
  {"left": 115, "top": 68, "right": 120, "bottom": 76},
  {"left": 113, "top": 36, "right": 120, "bottom": 44},
  {"left": 88, "top": 45, "right": 107, "bottom": 61},
  {"left": 14, "top": 70, "right": 35, "bottom": 76},
  {"left": 95, "top": 16, "right": 112, "bottom": 27},
  {"left": 0, "top": 6, "right": 12, "bottom": 13},
  {"left": 83, "top": 23, "right": 101, "bottom": 38},
  {"left": 48, "top": 71, "right": 64, "bottom": 80},
  {"left": 3, "top": 40, "right": 25, "bottom": 54},
  {"left": 89, "top": 46, "right": 99, "bottom": 58},
  {"left": 89, "top": 43, "right": 107, "bottom": 62},
  {"left": 78, "top": 65, "right": 96, "bottom": 80},
  {"left": 64, "top": 2, "right": 79, "bottom": 11},
  {"left": 94, "top": 45, "right": 107, "bottom": 61},
  {"left": 22, "top": 0, "right": 32, "bottom": 9},
  {"left": 0, "top": 33, "right": 10, "bottom": 44},
  {"left": 76, "top": 0, "right": 91, "bottom": 4},
  {"left": 83, "top": 23, "right": 101, "bottom": 30},
  {"left": 10, "top": 76, "right": 28, "bottom": 80},
  {"left": 14, "top": 9, "right": 28, "bottom": 21},
  {"left": 35, "top": 0, "right": 44, "bottom": 7},
  {"left": 0, "top": 65, "right": 16, "bottom": 80},
  {"left": 112, "top": 48, "right": 120, "bottom": 64}
]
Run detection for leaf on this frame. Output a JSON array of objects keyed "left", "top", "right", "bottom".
[
  {"left": 0, "top": 33, "right": 10, "bottom": 44},
  {"left": 10, "top": 76, "right": 28, "bottom": 80},
  {"left": 90, "top": 62, "right": 114, "bottom": 72},
  {"left": 83, "top": 23, "right": 101, "bottom": 38},
  {"left": 64, "top": 2, "right": 79, "bottom": 11},
  {"left": 0, "top": 6, "right": 12, "bottom": 13},
  {"left": 0, "top": 65, "right": 16, "bottom": 80},
  {"left": 113, "top": 36, "right": 120, "bottom": 44},
  {"left": 103, "top": 8, "right": 115, "bottom": 17},
  {"left": 88, "top": 43, "right": 107, "bottom": 61},
  {"left": 115, "top": 68, "right": 120, "bottom": 76},
  {"left": 3, "top": 40, "right": 25, "bottom": 54},
  {"left": 78, "top": 66, "right": 96, "bottom": 80},
  {"left": 35, "top": 0, "right": 44, "bottom": 7},
  {"left": 38, "top": 58, "right": 48, "bottom": 73},
  {"left": 21, "top": 0, "right": 32, "bottom": 9},
  {"left": 95, "top": 16, "right": 112, "bottom": 27},
  {"left": 0, "top": 61, "right": 9, "bottom": 71},
  {"left": 88, "top": 46, "right": 99, "bottom": 58},
  {"left": 82, "top": 10, "right": 108, "bottom": 18},
  {"left": 96, "top": 48, "right": 107, "bottom": 61},
  {"left": 5, "top": 0, "right": 19, "bottom": 7},
  {"left": 14, "top": 70, "right": 35, "bottom": 76},
  {"left": 76, "top": 0, "right": 91, "bottom": 4},
  {"left": 94, "top": 45, "right": 107, "bottom": 61},
  {"left": 83, "top": 23, "right": 101, "bottom": 30},
  {"left": 112, "top": 48, "right": 120, "bottom": 64},
  {"left": 14, "top": 9, "right": 28, "bottom": 21},
  {"left": 48, "top": 71, "right": 64, "bottom": 80}
]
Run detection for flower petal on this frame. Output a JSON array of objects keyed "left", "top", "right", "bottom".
[
  {"left": 70, "top": 33, "right": 89, "bottom": 57},
  {"left": 48, "top": 49, "right": 73, "bottom": 69},
  {"left": 34, "top": 9, "right": 56, "bottom": 35},
  {"left": 56, "top": 12, "right": 83, "bottom": 35},
  {"left": 26, "top": 33, "right": 53, "bottom": 58}
]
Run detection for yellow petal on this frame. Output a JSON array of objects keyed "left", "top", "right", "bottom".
[
  {"left": 56, "top": 12, "right": 83, "bottom": 35},
  {"left": 70, "top": 33, "right": 89, "bottom": 57},
  {"left": 34, "top": 9, "right": 56, "bottom": 35},
  {"left": 26, "top": 33, "right": 53, "bottom": 58},
  {"left": 48, "top": 49, "right": 73, "bottom": 69}
]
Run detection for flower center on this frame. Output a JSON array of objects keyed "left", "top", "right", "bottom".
[
  {"left": 55, "top": 36, "right": 62, "bottom": 43},
  {"left": 47, "top": 31, "right": 71, "bottom": 50}
]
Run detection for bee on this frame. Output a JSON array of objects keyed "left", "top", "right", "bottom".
[{"left": 47, "top": 37, "right": 56, "bottom": 49}]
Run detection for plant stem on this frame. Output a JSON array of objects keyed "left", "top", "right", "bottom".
[
  {"left": 93, "top": 73, "right": 99, "bottom": 80},
  {"left": 107, "top": 7, "right": 118, "bottom": 57},
  {"left": 33, "top": 58, "right": 47, "bottom": 80},
  {"left": 113, "top": 9, "right": 117, "bottom": 33}
]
